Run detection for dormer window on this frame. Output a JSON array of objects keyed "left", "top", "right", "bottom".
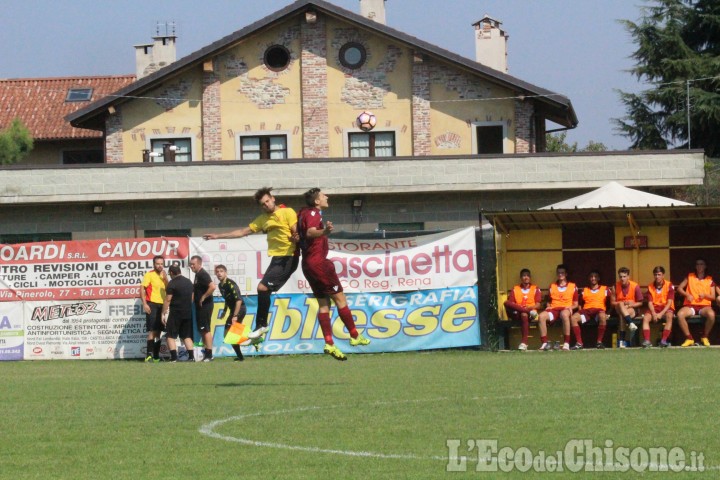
[{"left": 65, "top": 88, "right": 93, "bottom": 102}]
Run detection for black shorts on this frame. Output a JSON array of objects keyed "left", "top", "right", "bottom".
[
  {"left": 259, "top": 255, "right": 299, "bottom": 292},
  {"left": 145, "top": 302, "right": 164, "bottom": 333},
  {"left": 195, "top": 302, "right": 213, "bottom": 332},
  {"left": 166, "top": 313, "right": 193, "bottom": 339},
  {"left": 223, "top": 303, "right": 247, "bottom": 327}
]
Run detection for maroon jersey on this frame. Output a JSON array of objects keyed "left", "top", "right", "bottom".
[{"left": 298, "top": 207, "right": 328, "bottom": 263}]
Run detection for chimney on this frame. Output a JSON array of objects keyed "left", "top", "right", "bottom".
[
  {"left": 134, "top": 22, "right": 177, "bottom": 79},
  {"left": 472, "top": 15, "right": 508, "bottom": 73},
  {"left": 359, "top": 0, "right": 386, "bottom": 25}
]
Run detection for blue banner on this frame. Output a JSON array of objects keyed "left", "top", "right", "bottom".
[{"left": 208, "top": 286, "right": 480, "bottom": 357}]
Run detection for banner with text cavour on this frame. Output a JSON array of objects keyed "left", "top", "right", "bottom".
[
  {"left": 0, "top": 238, "right": 189, "bottom": 302},
  {"left": 193, "top": 227, "right": 481, "bottom": 356}
]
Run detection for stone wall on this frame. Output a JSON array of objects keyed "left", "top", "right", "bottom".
[
  {"left": 202, "top": 67, "right": 222, "bottom": 161},
  {"left": 300, "top": 15, "right": 329, "bottom": 158}
]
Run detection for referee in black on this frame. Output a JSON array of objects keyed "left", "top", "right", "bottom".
[
  {"left": 162, "top": 264, "right": 195, "bottom": 362},
  {"left": 215, "top": 264, "right": 247, "bottom": 361}
]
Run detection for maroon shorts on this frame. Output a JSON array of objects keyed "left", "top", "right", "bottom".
[
  {"left": 647, "top": 304, "right": 674, "bottom": 315},
  {"left": 302, "top": 258, "right": 343, "bottom": 297},
  {"left": 579, "top": 308, "right": 605, "bottom": 323},
  {"left": 685, "top": 305, "right": 712, "bottom": 316},
  {"left": 546, "top": 308, "right": 569, "bottom": 323}
]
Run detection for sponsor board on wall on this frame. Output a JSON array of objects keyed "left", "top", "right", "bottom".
[
  {"left": 191, "top": 227, "right": 477, "bottom": 294},
  {"left": 23, "top": 299, "right": 147, "bottom": 360},
  {"left": 0, "top": 238, "right": 189, "bottom": 302},
  {"left": 0, "top": 302, "right": 24, "bottom": 360},
  {"left": 209, "top": 287, "right": 481, "bottom": 357},
  {"left": 2, "top": 228, "right": 480, "bottom": 360}
]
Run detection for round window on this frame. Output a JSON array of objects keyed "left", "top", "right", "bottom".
[
  {"left": 339, "top": 42, "right": 366, "bottom": 69},
  {"left": 264, "top": 45, "right": 291, "bottom": 71}
]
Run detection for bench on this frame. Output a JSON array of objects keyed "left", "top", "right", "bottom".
[
  {"left": 498, "top": 314, "right": 711, "bottom": 350},
  {"left": 499, "top": 288, "right": 716, "bottom": 349}
]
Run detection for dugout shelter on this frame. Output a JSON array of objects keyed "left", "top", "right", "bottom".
[{"left": 484, "top": 204, "right": 720, "bottom": 348}]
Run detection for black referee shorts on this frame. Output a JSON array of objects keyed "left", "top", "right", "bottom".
[
  {"left": 145, "top": 302, "right": 164, "bottom": 333},
  {"left": 166, "top": 313, "right": 193, "bottom": 339}
]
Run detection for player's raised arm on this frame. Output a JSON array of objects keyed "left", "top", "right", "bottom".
[{"left": 203, "top": 226, "right": 253, "bottom": 240}]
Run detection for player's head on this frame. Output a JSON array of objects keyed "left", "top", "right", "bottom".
[
  {"left": 254, "top": 187, "right": 276, "bottom": 213},
  {"left": 588, "top": 270, "right": 600, "bottom": 284},
  {"left": 653, "top": 265, "right": 665, "bottom": 282},
  {"left": 519, "top": 268, "right": 531, "bottom": 284},
  {"left": 617, "top": 267, "right": 631, "bottom": 285},
  {"left": 695, "top": 258, "right": 707, "bottom": 274},
  {"left": 168, "top": 264, "right": 181, "bottom": 277},
  {"left": 189, "top": 255, "right": 203, "bottom": 273},
  {"left": 556, "top": 264, "right": 568, "bottom": 280},
  {"left": 214, "top": 264, "right": 228, "bottom": 282},
  {"left": 152, "top": 255, "right": 165, "bottom": 273},
  {"left": 303, "top": 187, "right": 328, "bottom": 209}
]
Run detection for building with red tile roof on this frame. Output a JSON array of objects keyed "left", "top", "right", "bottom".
[{"left": 0, "top": 75, "right": 135, "bottom": 164}]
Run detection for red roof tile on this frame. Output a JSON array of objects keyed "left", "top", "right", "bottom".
[{"left": 0, "top": 75, "right": 135, "bottom": 140}]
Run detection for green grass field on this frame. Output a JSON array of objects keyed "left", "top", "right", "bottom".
[{"left": 2, "top": 348, "right": 718, "bottom": 479}]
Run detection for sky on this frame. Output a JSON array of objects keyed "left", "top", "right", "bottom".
[{"left": 0, "top": 0, "right": 647, "bottom": 151}]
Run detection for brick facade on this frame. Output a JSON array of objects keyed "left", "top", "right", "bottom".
[
  {"left": 411, "top": 57, "right": 431, "bottom": 156},
  {"left": 202, "top": 67, "right": 222, "bottom": 161},
  {"left": 105, "top": 109, "right": 124, "bottom": 163},
  {"left": 514, "top": 100, "right": 535, "bottom": 154},
  {"left": 300, "top": 15, "right": 329, "bottom": 158}
]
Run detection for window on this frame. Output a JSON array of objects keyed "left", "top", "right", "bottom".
[
  {"left": 349, "top": 132, "right": 396, "bottom": 158},
  {"left": 264, "top": 45, "right": 290, "bottom": 71},
  {"left": 149, "top": 138, "right": 192, "bottom": 162},
  {"left": 339, "top": 42, "right": 366, "bottom": 69},
  {"left": 65, "top": 88, "right": 93, "bottom": 102},
  {"left": 0, "top": 233, "right": 71, "bottom": 244},
  {"left": 240, "top": 135, "right": 287, "bottom": 160},
  {"left": 63, "top": 150, "right": 103, "bottom": 164},
  {"left": 476, "top": 125, "right": 504, "bottom": 154},
  {"left": 144, "top": 229, "right": 191, "bottom": 238}
]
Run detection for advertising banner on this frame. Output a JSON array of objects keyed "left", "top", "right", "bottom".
[
  {"left": 209, "top": 287, "right": 481, "bottom": 357},
  {"left": 0, "top": 238, "right": 189, "bottom": 302},
  {"left": 23, "top": 299, "right": 146, "bottom": 360},
  {"left": 1, "top": 228, "right": 480, "bottom": 360},
  {"left": 191, "top": 227, "right": 477, "bottom": 294},
  {"left": 0, "top": 302, "right": 24, "bottom": 360}
]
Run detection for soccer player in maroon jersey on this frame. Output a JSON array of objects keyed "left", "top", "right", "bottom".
[{"left": 297, "top": 188, "right": 370, "bottom": 361}]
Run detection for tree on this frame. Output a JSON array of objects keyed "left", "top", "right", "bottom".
[
  {"left": 545, "top": 132, "right": 607, "bottom": 152},
  {"left": 0, "top": 118, "right": 33, "bottom": 165},
  {"left": 615, "top": 0, "right": 720, "bottom": 157}
]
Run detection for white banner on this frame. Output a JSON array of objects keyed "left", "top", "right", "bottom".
[
  {"left": 0, "top": 302, "right": 24, "bottom": 360},
  {"left": 23, "top": 299, "right": 146, "bottom": 360},
  {"left": 191, "top": 227, "right": 477, "bottom": 295}
]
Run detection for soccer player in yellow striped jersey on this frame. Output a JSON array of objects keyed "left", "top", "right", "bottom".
[{"left": 203, "top": 187, "right": 298, "bottom": 341}]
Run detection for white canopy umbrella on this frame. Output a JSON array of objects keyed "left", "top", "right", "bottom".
[{"left": 539, "top": 181, "right": 694, "bottom": 210}]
